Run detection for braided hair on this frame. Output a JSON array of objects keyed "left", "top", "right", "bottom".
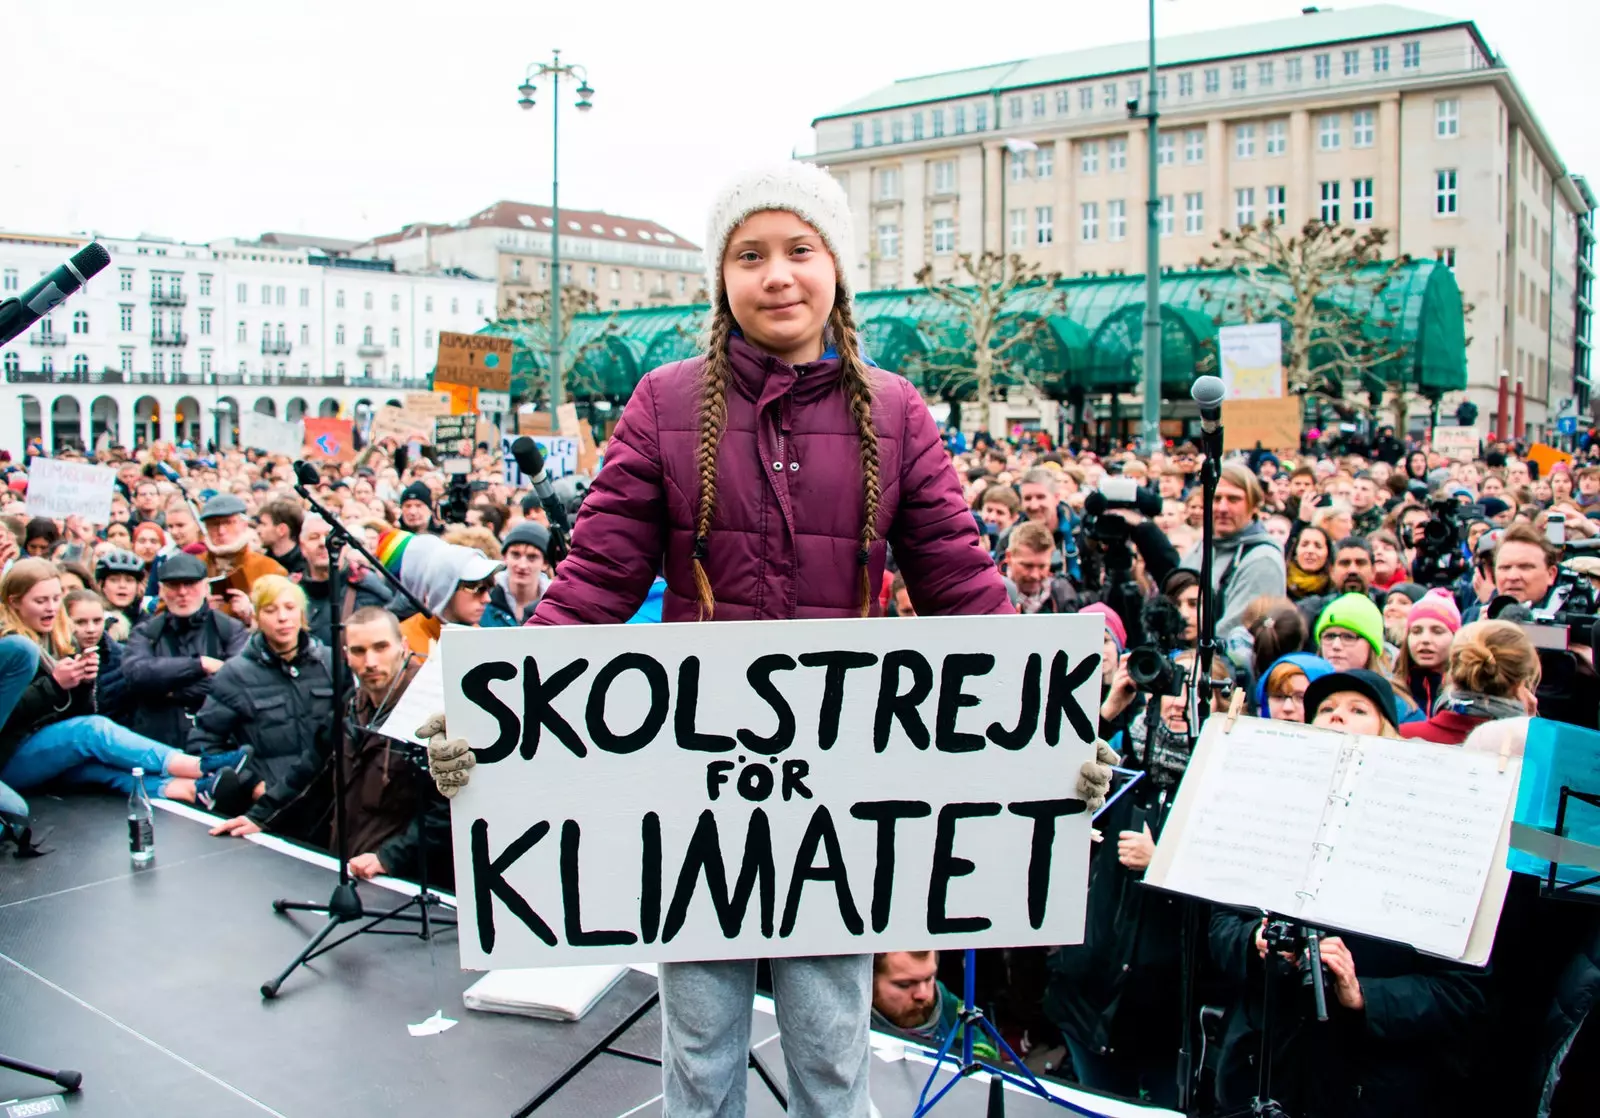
[{"left": 690, "top": 288, "right": 881, "bottom": 619}]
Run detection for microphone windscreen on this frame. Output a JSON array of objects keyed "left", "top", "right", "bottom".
[
  {"left": 71, "top": 242, "right": 111, "bottom": 279},
  {"left": 293, "top": 460, "right": 321, "bottom": 488},
  {"left": 511, "top": 436, "right": 545, "bottom": 478},
  {"left": 1191, "top": 375, "right": 1226, "bottom": 409}
]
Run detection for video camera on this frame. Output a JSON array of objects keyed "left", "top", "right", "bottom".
[
  {"left": 1082, "top": 478, "right": 1162, "bottom": 547},
  {"left": 1126, "top": 596, "right": 1191, "bottom": 697},
  {"left": 1411, "top": 497, "right": 1470, "bottom": 588},
  {"left": 1263, "top": 918, "right": 1333, "bottom": 1022},
  {"left": 440, "top": 456, "right": 472, "bottom": 525}
]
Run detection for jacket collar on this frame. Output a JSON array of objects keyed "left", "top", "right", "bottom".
[{"left": 727, "top": 333, "right": 842, "bottom": 410}]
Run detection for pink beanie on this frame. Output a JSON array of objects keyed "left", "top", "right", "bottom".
[
  {"left": 1407, "top": 587, "right": 1462, "bottom": 633},
  {"left": 1079, "top": 602, "right": 1127, "bottom": 652}
]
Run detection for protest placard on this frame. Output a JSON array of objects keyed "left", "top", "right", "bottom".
[
  {"left": 404, "top": 391, "right": 454, "bottom": 420},
  {"left": 25, "top": 457, "right": 116, "bottom": 524},
  {"left": 502, "top": 435, "right": 579, "bottom": 484},
  {"left": 434, "top": 413, "right": 477, "bottom": 449},
  {"left": 238, "top": 411, "right": 305, "bottom": 457},
  {"left": 1431, "top": 424, "right": 1480, "bottom": 462},
  {"left": 441, "top": 614, "right": 1101, "bottom": 969},
  {"left": 1218, "top": 323, "right": 1284, "bottom": 400},
  {"left": 371, "top": 405, "right": 425, "bottom": 442},
  {"left": 436, "top": 331, "right": 513, "bottom": 391},
  {"left": 303, "top": 417, "right": 355, "bottom": 462}
]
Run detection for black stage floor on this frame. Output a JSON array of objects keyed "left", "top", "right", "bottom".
[{"left": 0, "top": 796, "right": 1169, "bottom": 1118}]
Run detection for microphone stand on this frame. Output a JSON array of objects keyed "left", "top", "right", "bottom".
[{"left": 260, "top": 465, "right": 451, "bottom": 999}]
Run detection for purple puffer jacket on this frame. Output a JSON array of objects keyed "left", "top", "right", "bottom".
[{"left": 531, "top": 334, "right": 1011, "bottom": 625}]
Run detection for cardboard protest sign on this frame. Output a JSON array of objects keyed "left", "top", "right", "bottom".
[
  {"left": 478, "top": 390, "right": 510, "bottom": 415},
  {"left": 1431, "top": 425, "right": 1479, "bottom": 462},
  {"left": 502, "top": 435, "right": 579, "bottom": 483},
  {"left": 436, "top": 331, "right": 513, "bottom": 391},
  {"left": 441, "top": 615, "right": 1100, "bottom": 969},
  {"left": 238, "top": 411, "right": 305, "bottom": 457},
  {"left": 1525, "top": 442, "right": 1573, "bottom": 478},
  {"left": 1218, "top": 323, "right": 1284, "bottom": 400},
  {"left": 434, "top": 413, "right": 478, "bottom": 451},
  {"left": 302, "top": 418, "right": 355, "bottom": 462},
  {"left": 1222, "top": 396, "right": 1300, "bottom": 453},
  {"left": 405, "top": 391, "right": 453, "bottom": 420},
  {"left": 25, "top": 457, "right": 116, "bottom": 524},
  {"left": 371, "top": 405, "right": 425, "bottom": 442}
]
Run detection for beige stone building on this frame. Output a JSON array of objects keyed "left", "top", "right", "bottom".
[
  {"left": 811, "top": 4, "right": 1594, "bottom": 439},
  {"left": 359, "top": 202, "right": 703, "bottom": 324}
]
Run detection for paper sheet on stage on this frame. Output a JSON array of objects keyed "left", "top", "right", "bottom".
[
  {"left": 374, "top": 641, "right": 445, "bottom": 744},
  {"left": 462, "top": 966, "right": 628, "bottom": 1021}
]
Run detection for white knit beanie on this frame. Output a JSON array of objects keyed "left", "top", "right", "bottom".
[{"left": 703, "top": 162, "right": 855, "bottom": 304}]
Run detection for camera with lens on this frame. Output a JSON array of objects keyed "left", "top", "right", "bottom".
[
  {"left": 1411, "top": 497, "right": 1469, "bottom": 588},
  {"left": 1263, "top": 918, "right": 1334, "bottom": 1019},
  {"left": 1125, "top": 596, "right": 1192, "bottom": 697},
  {"left": 440, "top": 456, "right": 472, "bottom": 525},
  {"left": 1082, "top": 478, "right": 1162, "bottom": 547}
]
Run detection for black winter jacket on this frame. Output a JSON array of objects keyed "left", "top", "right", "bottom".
[
  {"left": 302, "top": 569, "right": 393, "bottom": 649},
  {"left": 184, "top": 631, "right": 336, "bottom": 792},
  {"left": 121, "top": 607, "right": 248, "bottom": 750},
  {"left": 0, "top": 644, "right": 96, "bottom": 772},
  {"left": 92, "top": 633, "right": 129, "bottom": 723}
]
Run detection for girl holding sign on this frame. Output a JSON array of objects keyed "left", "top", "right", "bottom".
[{"left": 427, "top": 163, "right": 1115, "bottom": 1117}]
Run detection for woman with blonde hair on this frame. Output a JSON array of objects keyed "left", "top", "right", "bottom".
[
  {"left": 1400, "top": 620, "right": 1540, "bottom": 744},
  {"left": 1304, "top": 670, "right": 1404, "bottom": 738},
  {"left": 0, "top": 558, "right": 246, "bottom": 814},
  {"left": 186, "top": 575, "right": 335, "bottom": 834}
]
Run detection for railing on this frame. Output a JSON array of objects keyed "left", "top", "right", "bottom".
[
  {"left": 150, "top": 332, "right": 189, "bottom": 347},
  {"left": 4, "top": 368, "right": 439, "bottom": 390},
  {"left": 149, "top": 291, "right": 188, "bottom": 307},
  {"left": 6, "top": 369, "right": 126, "bottom": 385},
  {"left": 28, "top": 332, "right": 67, "bottom": 347},
  {"left": 260, "top": 339, "right": 293, "bottom": 355}
]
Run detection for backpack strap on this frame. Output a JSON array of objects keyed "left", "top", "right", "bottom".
[{"left": 1214, "top": 537, "right": 1274, "bottom": 616}]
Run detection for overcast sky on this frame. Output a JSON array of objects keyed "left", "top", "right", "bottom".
[{"left": 2, "top": 0, "right": 1593, "bottom": 252}]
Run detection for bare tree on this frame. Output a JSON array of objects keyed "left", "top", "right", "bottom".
[
  {"left": 1201, "top": 218, "right": 1413, "bottom": 423},
  {"left": 496, "top": 286, "right": 622, "bottom": 405},
  {"left": 907, "top": 251, "right": 1069, "bottom": 415}
]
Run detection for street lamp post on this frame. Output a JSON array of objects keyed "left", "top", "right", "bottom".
[
  {"left": 518, "top": 50, "right": 594, "bottom": 412},
  {"left": 1140, "top": 0, "right": 1162, "bottom": 453}
]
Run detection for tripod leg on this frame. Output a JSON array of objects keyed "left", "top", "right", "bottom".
[
  {"left": 260, "top": 914, "right": 346, "bottom": 999},
  {"left": 0, "top": 1054, "right": 82, "bottom": 1091}
]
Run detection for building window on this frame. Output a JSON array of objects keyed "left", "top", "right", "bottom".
[
  {"left": 1351, "top": 109, "right": 1375, "bottom": 147},
  {"left": 890, "top": 119, "right": 903, "bottom": 143},
  {"left": 335, "top": 289, "right": 345, "bottom": 309},
  {"left": 1403, "top": 41, "right": 1421, "bottom": 69},
  {"left": 1036, "top": 146, "right": 1053, "bottom": 178},
  {"left": 198, "top": 274, "right": 212, "bottom": 296},
  {"left": 1009, "top": 209, "right": 1027, "bottom": 249},
  {"left": 236, "top": 321, "right": 247, "bottom": 342},
  {"left": 872, "top": 120, "right": 883, "bottom": 145},
  {"left": 1178, "top": 72, "right": 1194, "bottom": 98},
  {"left": 1320, "top": 180, "right": 1341, "bottom": 224},
  {"left": 1008, "top": 95, "right": 1023, "bottom": 122},
  {"left": 336, "top": 361, "right": 345, "bottom": 377},
  {"left": 1265, "top": 119, "right": 1287, "bottom": 155},
  {"left": 1184, "top": 129, "right": 1204, "bottom": 163},
  {"left": 952, "top": 106, "right": 965, "bottom": 133},
  {"left": 391, "top": 327, "right": 401, "bottom": 346},
  {"left": 1036, "top": 206, "right": 1054, "bottom": 245},
  {"left": 1319, "top": 114, "right": 1342, "bottom": 150},
  {"left": 423, "top": 330, "right": 433, "bottom": 348},
  {"left": 1128, "top": 78, "right": 1142, "bottom": 105},
  {"left": 199, "top": 350, "right": 211, "bottom": 374},
  {"left": 852, "top": 122, "right": 863, "bottom": 148},
  {"left": 585, "top": 266, "right": 597, "bottom": 287},
  {"left": 1031, "top": 93, "right": 1045, "bottom": 118},
  {"left": 71, "top": 353, "right": 87, "bottom": 374},
  {"left": 391, "top": 293, "right": 401, "bottom": 311},
  {"left": 299, "top": 287, "right": 310, "bottom": 308},
  {"left": 1055, "top": 90, "right": 1070, "bottom": 114},
  {"left": 426, "top": 295, "right": 435, "bottom": 312},
  {"left": 198, "top": 308, "right": 211, "bottom": 335},
  {"left": 1108, "top": 199, "right": 1127, "bottom": 241},
  {"left": 1235, "top": 187, "right": 1256, "bottom": 226},
  {"left": 236, "top": 282, "right": 247, "bottom": 303},
  {"left": 1204, "top": 68, "right": 1220, "bottom": 94},
  {"left": 1078, "top": 87, "right": 1093, "bottom": 112},
  {"left": 1184, "top": 192, "right": 1204, "bottom": 235},
  {"left": 932, "top": 109, "right": 944, "bottom": 138},
  {"left": 119, "top": 269, "right": 133, "bottom": 292},
  {"left": 1107, "top": 139, "right": 1126, "bottom": 172},
  {"left": 1080, "top": 141, "right": 1100, "bottom": 174},
  {"left": 1156, "top": 75, "right": 1168, "bottom": 101},
  {"left": 148, "top": 353, "right": 159, "bottom": 376},
  {"left": 1342, "top": 49, "right": 1359, "bottom": 76},
  {"left": 1351, "top": 178, "right": 1374, "bottom": 223},
  {"left": 1436, "top": 98, "right": 1459, "bottom": 138},
  {"left": 1258, "top": 61, "right": 1274, "bottom": 88},
  {"left": 362, "top": 325, "right": 374, "bottom": 345},
  {"left": 1080, "top": 203, "right": 1098, "bottom": 243},
  {"left": 878, "top": 224, "right": 901, "bottom": 259},
  {"left": 878, "top": 167, "right": 901, "bottom": 199},
  {"left": 300, "top": 324, "right": 310, "bottom": 344},
  {"left": 932, "top": 218, "right": 955, "bottom": 255},
  {"left": 1285, "top": 57, "right": 1303, "bottom": 84},
  {"left": 1314, "top": 53, "right": 1331, "bottom": 80},
  {"left": 170, "top": 354, "right": 182, "bottom": 377},
  {"left": 260, "top": 284, "right": 270, "bottom": 304},
  {"left": 609, "top": 269, "right": 620, "bottom": 290},
  {"left": 1435, "top": 169, "right": 1458, "bottom": 214},
  {"left": 1372, "top": 45, "right": 1390, "bottom": 73},
  {"left": 119, "top": 305, "right": 133, "bottom": 332},
  {"left": 911, "top": 112, "right": 923, "bottom": 140},
  {"left": 1102, "top": 82, "right": 1117, "bottom": 107},
  {"left": 1235, "top": 124, "right": 1256, "bottom": 159},
  {"left": 1230, "top": 64, "right": 1247, "bottom": 92},
  {"left": 335, "top": 324, "right": 346, "bottom": 345},
  {"left": 1010, "top": 152, "right": 1028, "bottom": 181},
  {"left": 1265, "top": 185, "right": 1287, "bottom": 223},
  {"left": 1158, "top": 195, "right": 1174, "bottom": 237}
]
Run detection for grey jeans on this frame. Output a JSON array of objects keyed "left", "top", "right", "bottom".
[{"left": 660, "top": 954, "right": 872, "bottom": 1118}]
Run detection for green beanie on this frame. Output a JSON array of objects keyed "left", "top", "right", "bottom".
[{"left": 1314, "top": 593, "right": 1386, "bottom": 660}]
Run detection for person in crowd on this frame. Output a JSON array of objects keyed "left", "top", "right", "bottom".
[
  {"left": 1001, "top": 467, "right": 1082, "bottom": 584},
  {"left": 398, "top": 481, "right": 440, "bottom": 534},
  {"left": 1378, "top": 581, "right": 1428, "bottom": 647},
  {"left": 54, "top": 560, "right": 94, "bottom": 594},
  {"left": 164, "top": 501, "right": 204, "bottom": 551},
  {"left": 130, "top": 520, "right": 166, "bottom": 570},
  {"left": 1367, "top": 529, "right": 1408, "bottom": 591},
  {"left": 423, "top": 162, "right": 1113, "bottom": 1118},
  {"left": 129, "top": 478, "right": 164, "bottom": 525},
  {"left": 1400, "top": 620, "right": 1540, "bottom": 744},
  {"left": 1263, "top": 512, "right": 1294, "bottom": 550},
  {"left": 96, "top": 548, "right": 148, "bottom": 634},
  {"left": 1254, "top": 653, "right": 1334, "bottom": 722},
  {"left": 1159, "top": 568, "right": 1200, "bottom": 646},
  {"left": 1388, "top": 587, "right": 1460, "bottom": 712},
  {"left": 1179, "top": 464, "right": 1285, "bottom": 635},
  {"left": 871, "top": 951, "right": 997, "bottom": 1061},
  {"left": 1310, "top": 500, "right": 1355, "bottom": 544},
  {"left": 297, "top": 514, "right": 392, "bottom": 648},
  {"left": 1549, "top": 464, "right": 1575, "bottom": 504},
  {"left": 1351, "top": 471, "right": 1384, "bottom": 535},
  {"left": 1314, "top": 593, "right": 1388, "bottom": 674},
  {"left": 122, "top": 552, "right": 249, "bottom": 751},
  {"left": 23, "top": 517, "right": 59, "bottom": 558},
  {"left": 1003, "top": 521, "right": 1080, "bottom": 614},
  {"left": 103, "top": 521, "right": 132, "bottom": 551},
  {"left": 887, "top": 572, "right": 916, "bottom": 617},
  {"left": 255, "top": 498, "right": 307, "bottom": 579},
  {"left": 1242, "top": 601, "right": 1308, "bottom": 686},
  {"left": 0, "top": 559, "right": 245, "bottom": 813},
  {"left": 482, "top": 521, "right": 549, "bottom": 627},
  {"left": 1304, "top": 668, "right": 1403, "bottom": 737},
  {"left": 1286, "top": 523, "right": 1332, "bottom": 601},
  {"left": 198, "top": 493, "right": 284, "bottom": 623},
  {"left": 978, "top": 485, "right": 1020, "bottom": 556},
  {"left": 387, "top": 533, "right": 502, "bottom": 655},
  {"left": 185, "top": 576, "right": 336, "bottom": 844},
  {"left": 1487, "top": 523, "right": 1563, "bottom": 611},
  {"left": 63, "top": 588, "right": 127, "bottom": 722}
]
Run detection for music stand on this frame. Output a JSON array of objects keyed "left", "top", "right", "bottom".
[{"left": 260, "top": 461, "right": 455, "bottom": 998}]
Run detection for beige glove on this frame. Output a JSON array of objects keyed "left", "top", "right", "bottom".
[
  {"left": 1076, "top": 740, "right": 1120, "bottom": 813},
  {"left": 418, "top": 713, "right": 474, "bottom": 798}
]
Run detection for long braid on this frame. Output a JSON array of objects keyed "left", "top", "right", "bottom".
[
  {"left": 692, "top": 299, "right": 736, "bottom": 619},
  {"left": 830, "top": 300, "right": 881, "bottom": 617}
]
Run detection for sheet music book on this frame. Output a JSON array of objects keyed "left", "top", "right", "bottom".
[{"left": 1145, "top": 716, "right": 1519, "bottom": 963}]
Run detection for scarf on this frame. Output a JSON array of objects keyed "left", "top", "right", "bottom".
[
  {"left": 1434, "top": 689, "right": 1527, "bottom": 721},
  {"left": 1286, "top": 560, "right": 1329, "bottom": 599},
  {"left": 1126, "top": 708, "right": 1196, "bottom": 795},
  {"left": 1015, "top": 583, "right": 1052, "bottom": 614}
]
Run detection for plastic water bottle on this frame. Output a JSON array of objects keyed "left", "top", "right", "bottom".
[{"left": 128, "top": 768, "right": 155, "bottom": 866}]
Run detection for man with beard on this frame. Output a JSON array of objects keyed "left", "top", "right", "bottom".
[
  {"left": 298, "top": 514, "right": 393, "bottom": 647},
  {"left": 870, "top": 952, "right": 995, "bottom": 1061},
  {"left": 1177, "top": 464, "right": 1285, "bottom": 636},
  {"left": 198, "top": 494, "right": 285, "bottom": 623},
  {"left": 1296, "top": 536, "right": 1379, "bottom": 626}
]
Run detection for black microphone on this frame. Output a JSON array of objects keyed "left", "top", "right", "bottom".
[
  {"left": 1191, "top": 375, "right": 1225, "bottom": 435},
  {"left": 512, "top": 436, "right": 572, "bottom": 561},
  {"left": 292, "top": 460, "right": 321, "bottom": 489},
  {"left": 0, "top": 242, "right": 111, "bottom": 347}
]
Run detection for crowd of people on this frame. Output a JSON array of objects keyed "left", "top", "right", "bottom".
[{"left": 4, "top": 159, "right": 1600, "bottom": 1118}]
